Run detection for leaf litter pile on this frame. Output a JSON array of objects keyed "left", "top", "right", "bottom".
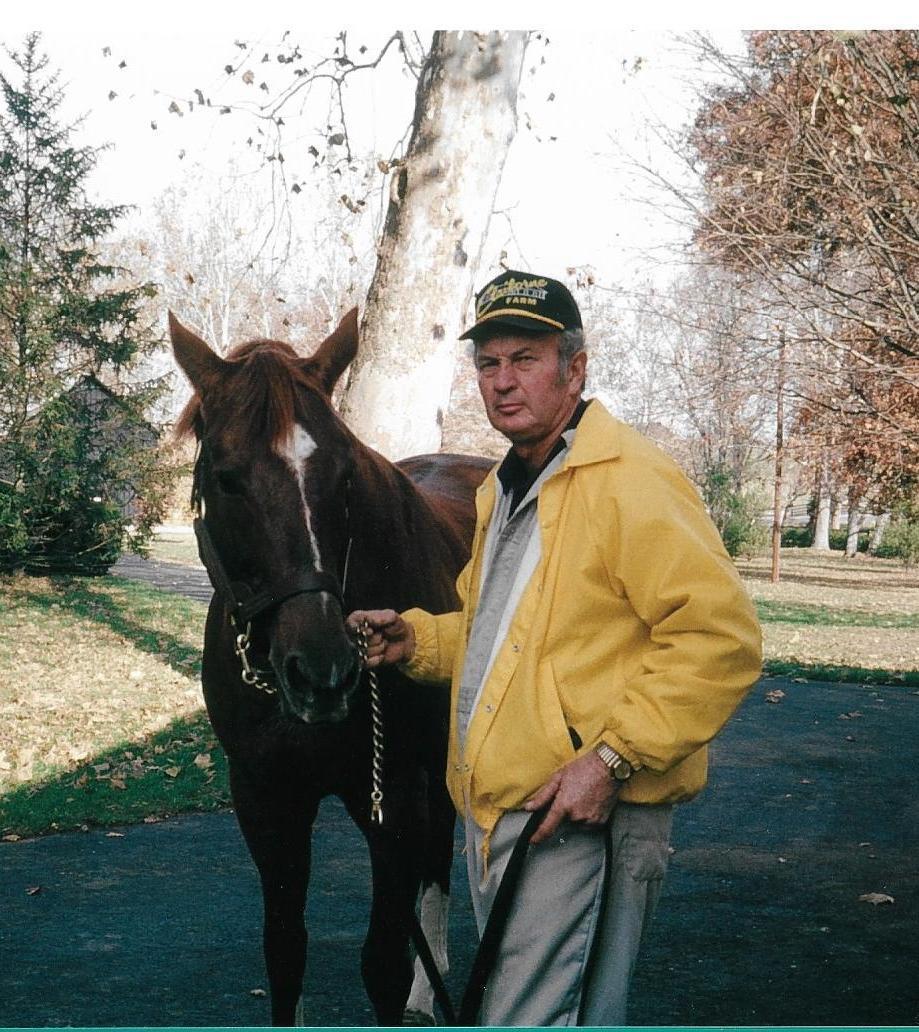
[{"left": 0, "top": 573, "right": 226, "bottom": 837}]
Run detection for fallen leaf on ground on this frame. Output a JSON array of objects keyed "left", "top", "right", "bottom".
[
  {"left": 839, "top": 711, "right": 863, "bottom": 720},
  {"left": 3, "top": 834, "right": 21, "bottom": 842},
  {"left": 143, "top": 816, "right": 161, "bottom": 824},
  {"left": 249, "top": 988, "right": 267, "bottom": 997},
  {"left": 858, "top": 892, "right": 894, "bottom": 905},
  {"left": 765, "top": 689, "right": 786, "bottom": 704},
  {"left": 164, "top": 766, "right": 181, "bottom": 778},
  {"left": 26, "top": 886, "right": 42, "bottom": 896},
  {"left": 106, "top": 832, "right": 125, "bottom": 838},
  {"left": 193, "top": 752, "right": 213, "bottom": 770}
]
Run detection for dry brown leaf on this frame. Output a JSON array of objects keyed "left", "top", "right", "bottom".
[
  {"left": 26, "top": 885, "right": 42, "bottom": 896},
  {"left": 164, "top": 766, "right": 181, "bottom": 778},
  {"left": 858, "top": 892, "right": 894, "bottom": 905},
  {"left": 193, "top": 752, "right": 213, "bottom": 770},
  {"left": 765, "top": 689, "right": 786, "bottom": 704}
]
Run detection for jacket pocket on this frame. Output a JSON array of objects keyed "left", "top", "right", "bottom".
[{"left": 534, "top": 660, "right": 577, "bottom": 763}]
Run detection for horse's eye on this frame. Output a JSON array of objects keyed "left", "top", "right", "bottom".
[{"left": 215, "top": 469, "right": 246, "bottom": 496}]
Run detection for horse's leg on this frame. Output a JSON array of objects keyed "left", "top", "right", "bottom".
[
  {"left": 232, "top": 766, "right": 319, "bottom": 1027},
  {"left": 343, "top": 790, "right": 424, "bottom": 1026},
  {"left": 404, "top": 759, "right": 455, "bottom": 1025}
]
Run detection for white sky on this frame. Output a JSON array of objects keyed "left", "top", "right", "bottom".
[{"left": 3, "top": 2, "right": 917, "bottom": 292}]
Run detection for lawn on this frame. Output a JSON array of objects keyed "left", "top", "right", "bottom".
[
  {"left": 1, "top": 544, "right": 916, "bottom": 840},
  {"left": 0, "top": 573, "right": 225, "bottom": 839},
  {"left": 146, "top": 525, "right": 201, "bottom": 566},
  {"left": 737, "top": 550, "right": 919, "bottom": 685}
]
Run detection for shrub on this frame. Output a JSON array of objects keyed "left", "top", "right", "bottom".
[
  {"left": 702, "top": 464, "right": 769, "bottom": 559},
  {"left": 25, "top": 498, "right": 125, "bottom": 576},
  {"left": 881, "top": 517, "right": 919, "bottom": 569},
  {"left": 781, "top": 527, "right": 811, "bottom": 548},
  {"left": 828, "top": 529, "right": 870, "bottom": 553}
]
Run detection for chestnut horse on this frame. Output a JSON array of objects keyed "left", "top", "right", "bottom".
[{"left": 170, "top": 309, "right": 491, "bottom": 1025}]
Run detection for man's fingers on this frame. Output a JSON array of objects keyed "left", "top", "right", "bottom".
[
  {"left": 524, "top": 773, "right": 560, "bottom": 812},
  {"left": 530, "top": 797, "right": 566, "bottom": 845}
]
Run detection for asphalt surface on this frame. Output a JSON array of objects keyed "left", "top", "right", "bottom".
[{"left": 1, "top": 555, "right": 917, "bottom": 1026}]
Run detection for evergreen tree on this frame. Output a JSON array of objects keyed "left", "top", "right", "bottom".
[{"left": 0, "top": 33, "right": 171, "bottom": 573}]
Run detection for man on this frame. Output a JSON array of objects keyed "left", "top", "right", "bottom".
[{"left": 348, "top": 270, "right": 762, "bottom": 1025}]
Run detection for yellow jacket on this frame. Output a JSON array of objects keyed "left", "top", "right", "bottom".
[{"left": 404, "top": 401, "right": 762, "bottom": 846}]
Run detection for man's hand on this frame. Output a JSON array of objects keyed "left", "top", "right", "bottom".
[
  {"left": 524, "top": 751, "right": 621, "bottom": 845},
  {"left": 346, "top": 609, "right": 416, "bottom": 668}
]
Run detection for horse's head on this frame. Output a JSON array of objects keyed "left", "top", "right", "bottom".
[{"left": 170, "top": 308, "right": 365, "bottom": 724}]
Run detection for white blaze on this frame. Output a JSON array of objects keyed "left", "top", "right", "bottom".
[{"left": 275, "top": 424, "right": 325, "bottom": 575}]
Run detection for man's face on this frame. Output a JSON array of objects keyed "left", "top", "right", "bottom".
[{"left": 474, "top": 332, "right": 586, "bottom": 461}]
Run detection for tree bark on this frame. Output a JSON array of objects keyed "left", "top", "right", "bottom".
[
  {"left": 771, "top": 333, "right": 786, "bottom": 583},
  {"left": 339, "top": 31, "right": 528, "bottom": 459},
  {"left": 810, "top": 459, "right": 832, "bottom": 551},
  {"left": 845, "top": 485, "right": 865, "bottom": 558},
  {"left": 868, "top": 511, "right": 891, "bottom": 554}
]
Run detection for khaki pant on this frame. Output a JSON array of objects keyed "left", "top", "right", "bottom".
[{"left": 465, "top": 802, "right": 674, "bottom": 1026}]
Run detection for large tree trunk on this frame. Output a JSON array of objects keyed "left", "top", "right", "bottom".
[
  {"left": 810, "top": 459, "right": 832, "bottom": 551},
  {"left": 845, "top": 486, "right": 865, "bottom": 558},
  {"left": 869, "top": 511, "right": 891, "bottom": 554},
  {"left": 340, "top": 31, "right": 528, "bottom": 459}
]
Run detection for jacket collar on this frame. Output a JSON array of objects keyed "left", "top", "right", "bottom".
[
  {"left": 563, "top": 398, "right": 621, "bottom": 468},
  {"left": 475, "top": 398, "right": 621, "bottom": 505}
]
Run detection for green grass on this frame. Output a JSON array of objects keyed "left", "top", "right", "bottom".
[
  {"left": 0, "top": 572, "right": 218, "bottom": 839},
  {"left": 763, "top": 659, "right": 919, "bottom": 687},
  {"left": 755, "top": 600, "right": 919, "bottom": 629},
  {"left": 0, "top": 713, "right": 230, "bottom": 839}
]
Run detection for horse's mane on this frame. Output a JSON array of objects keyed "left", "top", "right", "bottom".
[{"left": 175, "top": 338, "right": 335, "bottom": 446}]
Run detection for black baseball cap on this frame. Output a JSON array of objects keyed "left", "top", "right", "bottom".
[{"left": 459, "top": 269, "right": 582, "bottom": 341}]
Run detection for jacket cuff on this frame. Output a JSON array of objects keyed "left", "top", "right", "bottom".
[
  {"left": 596, "top": 728, "right": 644, "bottom": 772},
  {"left": 399, "top": 606, "right": 442, "bottom": 682}
]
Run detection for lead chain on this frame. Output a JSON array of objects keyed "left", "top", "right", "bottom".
[
  {"left": 357, "top": 621, "right": 384, "bottom": 825},
  {"left": 232, "top": 618, "right": 277, "bottom": 695}
]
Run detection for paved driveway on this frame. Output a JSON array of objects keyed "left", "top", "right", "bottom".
[{"left": 2, "top": 660, "right": 917, "bottom": 1026}]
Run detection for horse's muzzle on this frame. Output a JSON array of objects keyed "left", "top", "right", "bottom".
[{"left": 273, "top": 641, "right": 363, "bottom": 724}]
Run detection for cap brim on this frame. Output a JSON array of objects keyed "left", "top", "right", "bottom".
[{"left": 459, "top": 312, "right": 566, "bottom": 341}]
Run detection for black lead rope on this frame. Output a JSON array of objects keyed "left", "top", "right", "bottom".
[{"left": 406, "top": 806, "right": 613, "bottom": 1027}]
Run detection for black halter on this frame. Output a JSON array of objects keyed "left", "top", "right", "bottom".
[{"left": 193, "top": 516, "right": 344, "bottom": 625}]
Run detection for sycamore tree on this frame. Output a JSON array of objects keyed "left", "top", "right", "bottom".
[
  {"left": 158, "top": 29, "right": 529, "bottom": 458},
  {"left": 0, "top": 33, "right": 171, "bottom": 574}
]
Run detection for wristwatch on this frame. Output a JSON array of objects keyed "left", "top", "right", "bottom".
[{"left": 595, "top": 741, "right": 633, "bottom": 782}]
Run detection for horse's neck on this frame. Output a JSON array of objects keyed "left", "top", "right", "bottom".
[{"left": 346, "top": 448, "right": 459, "bottom": 608}]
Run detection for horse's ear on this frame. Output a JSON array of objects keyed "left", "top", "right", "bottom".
[
  {"left": 169, "top": 311, "right": 227, "bottom": 395},
  {"left": 307, "top": 307, "right": 359, "bottom": 395}
]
